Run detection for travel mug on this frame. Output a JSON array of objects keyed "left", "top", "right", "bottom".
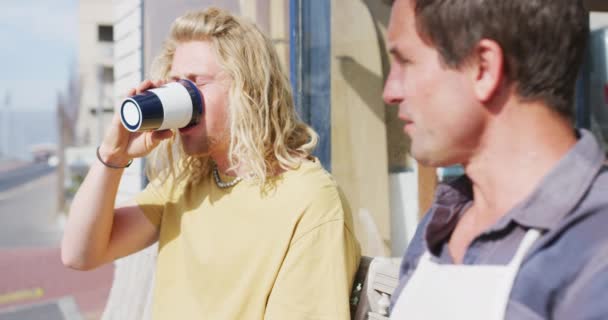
[{"left": 119, "top": 79, "right": 204, "bottom": 132}]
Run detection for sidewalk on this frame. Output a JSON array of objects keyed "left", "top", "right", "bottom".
[{"left": 0, "top": 248, "right": 113, "bottom": 319}]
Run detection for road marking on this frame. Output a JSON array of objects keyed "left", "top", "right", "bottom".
[
  {"left": 0, "top": 296, "right": 83, "bottom": 320},
  {"left": 0, "top": 174, "right": 55, "bottom": 202},
  {"left": 0, "top": 287, "right": 45, "bottom": 305},
  {"left": 58, "top": 296, "right": 84, "bottom": 320}
]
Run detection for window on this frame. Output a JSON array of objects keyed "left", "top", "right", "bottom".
[
  {"left": 101, "top": 67, "right": 114, "bottom": 83},
  {"left": 98, "top": 25, "right": 113, "bottom": 42},
  {"left": 588, "top": 22, "right": 608, "bottom": 151}
]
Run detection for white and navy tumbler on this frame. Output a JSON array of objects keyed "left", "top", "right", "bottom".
[{"left": 119, "top": 79, "right": 204, "bottom": 132}]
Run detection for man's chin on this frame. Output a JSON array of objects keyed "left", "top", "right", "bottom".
[{"left": 411, "top": 147, "right": 456, "bottom": 168}]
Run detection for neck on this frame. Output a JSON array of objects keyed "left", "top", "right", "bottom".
[
  {"left": 207, "top": 141, "right": 237, "bottom": 177},
  {"left": 212, "top": 149, "right": 292, "bottom": 179},
  {"left": 212, "top": 152, "right": 246, "bottom": 177},
  {"left": 463, "top": 101, "right": 576, "bottom": 221}
]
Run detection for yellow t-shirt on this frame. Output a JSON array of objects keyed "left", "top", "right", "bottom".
[{"left": 135, "top": 159, "right": 361, "bottom": 320}]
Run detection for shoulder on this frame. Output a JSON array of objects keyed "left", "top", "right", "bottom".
[
  {"left": 518, "top": 207, "right": 608, "bottom": 318},
  {"left": 285, "top": 158, "right": 337, "bottom": 187},
  {"left": 552, "top": 200, "right": 608, "bottom": 261},
  {"left": 539, "top": 167, "right": 608, "bottom": 268},
  {"left": 279, "top": 159, "right": 354, "bottom": 233},
  {"left": 549, "top": 165, "right": 608, "bottom": 255},
  {"left": 516, "top": 177, "right": 608, "bottom": 306},
  {"left": 280, "top": 158, "right": 343, "bottom": 204},
  {"left": 583, "top": 166, "right": 608, "bottom": 206},
  {"left": 558, "top": 166, "right": 608, "bottom": 248}
]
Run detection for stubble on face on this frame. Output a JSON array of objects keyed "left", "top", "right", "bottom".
[{"left": 180, "top": 119, "right": 230, "bottom": 157}]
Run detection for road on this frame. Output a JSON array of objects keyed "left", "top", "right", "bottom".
[
  {"left": 0, "top": 163, "right": 55, "bottom": 194},
  {"left": 0, "top": 165, "right": 113, "bottom": 319},
  {"left": 0, "top": 169, "right": 61, "bottom": 247}
]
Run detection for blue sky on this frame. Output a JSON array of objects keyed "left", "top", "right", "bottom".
[{"left": 0, "top": 0, "right": 78, "bottom": 111}]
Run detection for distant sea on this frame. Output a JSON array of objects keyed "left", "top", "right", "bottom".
[{"left": 0, "top": 109, "right": 58, "bottom": 161}]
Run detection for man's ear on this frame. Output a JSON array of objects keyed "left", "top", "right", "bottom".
[{"left": 470, "top": 39, "right": 505, "bottom": 103}]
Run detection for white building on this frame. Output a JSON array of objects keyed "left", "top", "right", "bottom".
[{"left": 77, "top": 0, "right": 115, "bottom": 146}]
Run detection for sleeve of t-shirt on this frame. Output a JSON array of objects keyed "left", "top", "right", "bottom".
[
  {"left": 264, "top": 201, "right": 361, "bottom": 319},
  {"left": 134, "top": 178, "right": 169, "bottom": 228}
]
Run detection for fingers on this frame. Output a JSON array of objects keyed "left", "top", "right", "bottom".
[
  {"left": 151, "top": 130, "right": 173, "bottom": 142},
  {"left": 142, "top": 133, "right": 160, "bottom": 152},
  {"left": 111, "top": 110, "right": 122, "bottom": 124},
  {"left": 135, "top": 80, "right": 154, "bottom": 94},
  {"left": 140, "top": 130, "right": 173, "bottom": 155},
  {"left": 153, "top": 79, "right": 167, "bottom": 87},
  {"left": 125, "top": 79, "right": 166, "bottom": 97}
]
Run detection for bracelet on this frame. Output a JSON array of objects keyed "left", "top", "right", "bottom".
[{"left": 96, "top": 146, "right": 133, "bottom": 169}]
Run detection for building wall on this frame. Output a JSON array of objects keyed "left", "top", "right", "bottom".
[
  {"left": 113, "top": 0, "right": 145, "bottom": 204},
  {"left": 330, "top": 0, "right": 391, "bottom": 256},
  {"left": 329, "top": 0, "right": 426, "bottom": 256},
  {"left": 77, "top": 0, "right": 115, "bottom": 146},
  {"left": 142, "top": 0, "right": 241, "bottom": 75},
  {"left": 113, "top": 0, "right": 143, "bottom": 104},
  {"left": 141, "top": 0, "right": 289, "bottom": 78}
]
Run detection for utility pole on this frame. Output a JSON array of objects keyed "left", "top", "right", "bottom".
[
  {"left": 0, "top": 92, "right": 3, "bottom": 159},
  {"left": 2, "top": 92, "right": 10, "bottom": 159},
  {"left": 57, "top": 94, "right": 66, "bottom": 214}
]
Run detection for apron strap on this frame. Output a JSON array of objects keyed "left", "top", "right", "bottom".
[
  {"left": 508, "top": 229, "right": 542, "bottom": 268},
  {"left": 419, "top": 229, "right": 541, "bottom": 267}
]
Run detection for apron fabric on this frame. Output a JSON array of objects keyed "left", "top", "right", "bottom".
[{"left": 390, "top": 229, "right": 541, "bottom": 320}]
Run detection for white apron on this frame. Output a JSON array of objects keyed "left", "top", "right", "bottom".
[{"left": 390, "top": 229, "right": 541, "bottom": 320}]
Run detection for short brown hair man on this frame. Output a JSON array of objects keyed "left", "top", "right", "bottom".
[{"left": 384, "top": 0, "right": 608, "bottom": 319}]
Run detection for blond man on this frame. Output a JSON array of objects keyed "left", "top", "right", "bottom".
[{"left": 62, "top": 8, "right": 360, "bottom": 320}]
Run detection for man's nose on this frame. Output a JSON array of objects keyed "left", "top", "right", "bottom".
[{"left": 383, "top": 74, "right": 403, "bottom": 106}]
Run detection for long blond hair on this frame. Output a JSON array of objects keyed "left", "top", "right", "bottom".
[{"left": 146, "top": 7, "right": 318, "bottom": 187}]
